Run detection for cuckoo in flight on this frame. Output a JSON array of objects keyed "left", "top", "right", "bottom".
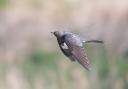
[{"left": 51, "top": 31, "right": 103, "bottom": 71}]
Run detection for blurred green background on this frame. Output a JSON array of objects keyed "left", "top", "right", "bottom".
[{"left": 0, "top": 0, "right": 128, "bottom": 89}]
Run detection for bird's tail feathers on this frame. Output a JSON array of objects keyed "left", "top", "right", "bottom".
[{"left": 85, "top": 40, "right": 103, "bottom": 43}]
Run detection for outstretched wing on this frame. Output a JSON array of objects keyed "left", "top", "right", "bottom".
[
  {"left": 58, "top": 43, "right": 76, "bottom": 61},
  {"left": 64, "top": 35, "right": 91, "bottom": 70}
]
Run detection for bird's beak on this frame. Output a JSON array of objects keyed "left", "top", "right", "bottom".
[
  {"left": 51, "top": 32, "right": 54, "bottom": 34},
  {"left": 51, "top": 32, "right": 54, "bottom": 35}
]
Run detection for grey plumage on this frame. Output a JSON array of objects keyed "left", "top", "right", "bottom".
[{"left": 51, "top": 31, "right": 103, "bottom": 71}]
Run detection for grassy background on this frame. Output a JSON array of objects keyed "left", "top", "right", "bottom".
[{"left": 0, "top": 0, "right": 128, "bottom": 89}]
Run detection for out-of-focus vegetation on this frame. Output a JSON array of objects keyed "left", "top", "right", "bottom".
[
  {"left": 0, "top": 0, "right": 128, "bottom": 89},
  {"left": 0, "top": 0, "right": 8, "bottom": 9}
]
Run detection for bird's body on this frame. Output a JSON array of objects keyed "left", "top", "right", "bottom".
[{"left": 52, "top": 31, "right": 103, "bottom": 71}]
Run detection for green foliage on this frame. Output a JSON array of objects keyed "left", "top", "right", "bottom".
[
  {"left": 0, "top": 0, "right": 8, "bottom": 9},
  {"left": 117, "top": 57, "right": 128, "bottom": 78},
  {"left": 85, "top": 45, "right": 128, "bottom": 89},
  {"left": 19, "top": 46, "right": 128, "bottom": 89},
  {"left": 21, "top": 49, "right": 60, "bottom": 88}
]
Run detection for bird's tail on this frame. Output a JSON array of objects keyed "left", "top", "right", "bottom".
[{"left": 85, "top": 40, "right": 103, "bottom": 43}]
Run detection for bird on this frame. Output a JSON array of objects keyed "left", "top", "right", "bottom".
[{"left": 51, "top": 31, "right": 103, "bottom": 71}]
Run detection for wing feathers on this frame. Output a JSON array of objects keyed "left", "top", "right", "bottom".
[
  {"left": 71, "top": 46, "right": 91, "bottom": 70},
  {"left": 64, "top": 35, "right": 91, "bottom": 70}
]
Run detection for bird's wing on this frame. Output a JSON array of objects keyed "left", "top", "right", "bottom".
[
  {"left": 58, "top": 43, "right": 76, "bottom": 61},
  {"left": 64, "top": 35, "right": 91, "bottom": 70}
]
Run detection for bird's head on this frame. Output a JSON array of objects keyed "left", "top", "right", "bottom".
[{"left": 51, "top": 31, "right": 64, "bottom": 38}]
